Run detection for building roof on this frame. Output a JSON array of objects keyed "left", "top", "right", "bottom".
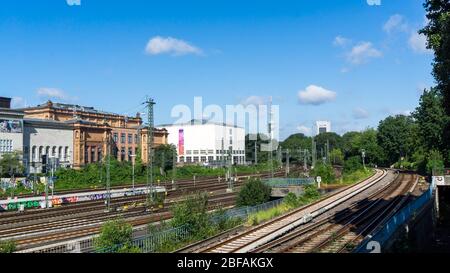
[
  {"left": 157, "top": 119, "right": 243, "bottom": 129},
  {"left": 21, "top": 101, "right": 140, "bottom": 119},
  {"left": 24, "top": 118, "right": 72, "bottom": 129},
  {"left": 0, "top": 108, "right": 25, "bottom": 118}
]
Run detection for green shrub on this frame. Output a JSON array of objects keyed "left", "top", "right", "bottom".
[
  {"left": 94, "top": 218, "right": 140, "bottom": 253},
  {"left": 343, "top": 156, "right": 364, "bottom": 173},
  {"left": 283, "top": 192, "right": 299, "bottom": 208},
  {"left": 310, "top": 162, "right": 336, "bottom": 184},
  {"left": 0, "top": 240, "right": 16, "bottom": 253},
  {"left": 237, "top": 178, "right": 272, "bottom": 207}
]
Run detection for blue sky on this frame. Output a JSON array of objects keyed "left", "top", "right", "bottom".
[{"left": 0, "top": 0, "right": 434, "bottom": 140}]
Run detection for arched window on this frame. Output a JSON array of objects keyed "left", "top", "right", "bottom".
[
  {"left": 58, "top": 147, "right": 63, "bottom": 160},
  {"left": 65, "top": 147, "right": 69, "bottom": 161},
  {"left": 52, "top": 146, "right": 56, "bottom": 157},
  {"left": 39, "top": 146, "right": 43, "bottom": 159},
  {"left": 32, "top": 146, "right": 36, "bottom": 162},
  {"left": 45, "top": 146, "right": 50, "bottom": 155}
]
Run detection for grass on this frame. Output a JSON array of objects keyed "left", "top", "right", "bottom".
[{"left": 327, "top": 168, "right": 375, "bottom": 187}]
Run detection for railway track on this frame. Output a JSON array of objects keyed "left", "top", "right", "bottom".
[
  {"left": 192, "top": 169, "right": 389, "bottom": 253},
  {"left": 252, "top": 173, "right": 417, "bottom": 253},
  {"left": 2, "top": 169, "right": 292, "bottom": 250}
]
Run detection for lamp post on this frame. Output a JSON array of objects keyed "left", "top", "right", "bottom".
[{"left": 130, "top": 154, "right": 136, "bottom": 192}]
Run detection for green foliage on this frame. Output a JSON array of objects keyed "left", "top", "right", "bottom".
[
  {"left": 426, "top": 150, "right": 445, "bottom": 175},
  {"left": 314, "top": 132, "right": 343, "bottom": 153},
  {"left": 154, "top": 144, "right": 177, "bottom": 173},
  {"left": 0, "top": 151, "right": 24, "bottom": 177},
  {"left": 330, "top": 148, "right": 344, "bottom": 165},
  {"left": 95, "top": 218, "right": 141, "bottom": 253},
  {"left": 0, "top": 240, "right": 16, "bottom": 253},
  {"left": 245, "top": 133, "right": 271, "bottom": 163},
  {"left": 310, "top": 162, "right": 335, "bottom": 184},
  {"left": 341, "top": 129, "right": 385, "bottom": 166},
  {"left": 344, "top": 156, "right": 364, "bottom": 173},
  {"left": 236, "top": 178, "right": 272, "bottom": 207},
  {"left": 377, "top": 115, "right": 417, "bottom": 166},
  {"left": 283, "top": 192, "right": 300, "bottom": 208},
  {"left": 299, "top": 184, "right": 321, "bottom": 203},
  {"left": 170, "top": 193, "right": 213, "bottom": 239},
  {"left": 341, "top": 169, "right": 375, "bottom": 185}
]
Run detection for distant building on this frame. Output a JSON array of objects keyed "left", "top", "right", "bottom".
[
  {"left": 21, "top": 100, "right": 168, "bottom": 169},
  {"left": 0, "top": 97, "right": 24, "bottom": 159},
  {"left": 158, "top": 119, "right": 246, "bottom": 165},
  {"left": 316, "top": 121, "right": 331, "bottom": 135},
  {"left": 23, "top": 118, "right": 74, "bottom": 174}
]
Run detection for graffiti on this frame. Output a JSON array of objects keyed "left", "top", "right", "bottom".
[{"left": 6, "top": 200, "right": 40, "bottom": 211}]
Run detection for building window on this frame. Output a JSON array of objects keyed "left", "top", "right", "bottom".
[
  {"left": 128, "top": 134, "right": 132, "bottom": 144},
  {"left": 200, "top": 156, "right": 207, "bottom": 162},
  {"left": 32, "top": 146, "right": 36, "bottom": 161},
  {"left": 121, "top": 148, "right": 126, "bottom": 161},
  {"left": 216, "top": 150, "right": 220, "bottom": 154},
  {"left": 193, "top": 157, "right": 199, "bottom": 163},
  {"left": 113, "top": 133, "right": 118, "bottom": 143},
  {"left": 229, "top": 129, "right": 232, "bottom": 135},
  {"left": 128, "top": 148, "right": 132, "bottom": 161},
  {"left": 179, "top": 156, "right": 184, "bottom": 163},
  {"left": 200, "top": 150, "right": 206, "bottom": 155},
  {"left": 98, "top": 148, "right": 102, "bottom": 163},
  {"left": 91, "top": 147, "right": 96, "bottom": 163},
  {"left": 0, "top": 139, "right": 13, "bottom": 153},
  {"left": 208, "top": 150, "right": 214, "bottom": 154},
  {"left": 208, "top": 156, "right": 214, "bottom": 162},
  {"left": 186, "top": 150, "right": 192, "bottom": 155},
  {"left": 64, "top": 147, "right": 69, "bottom": 161},
  {"left": 193, "top": 150, "right": 199, "bottom": 155},
  {"left": 58, "top": 147, "right": 63, "bottom": 160},
  {"left": 134, "top": 134, "right": 138, "bottom": 144},
  {"left": 186, "top": 157, "right": 192, "bottom": 163},
  {"left": 230, "top": 139, "right": 233, "bottom": 145},
  {"left": 121, "top": 133, "right": 126, "bottom": 144}
]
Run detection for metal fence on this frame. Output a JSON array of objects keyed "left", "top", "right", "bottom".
[
  {"left": 355, "top": 184, "right": 433, "bottom": 253},
  {"left": 262, "top": 178, "right": 315, "bottom": 188}
]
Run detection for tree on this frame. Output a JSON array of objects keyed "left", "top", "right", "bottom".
[
  {"left": 310, "top": 162, "right": 335, "bottom": 184},
  {"left": 280, "top": 133, "right": 312, "bottom": 163},
  {"left": 426, "top": 150, "right": 445, "bottom": 175},
  {"left": 330, "top": 148, "right": 344, "bottom": 166},
  {"left": 245, "top": 134, "right": 271, "bottom": 164},
  {"left": 421, "top": 0, "right": 450, "bottom": 163},
  {"left": 154, "top": 144, "right": 177, "bottom": 173},
  {"left": 344, "top": 156, "right": 364, "bottom": 173},
  {"left": 0, "top": 151, "right": 23, "bottom": 177},
  {"left": 377, "top": 115, "right": 417, "bottom": 166},
  {"left": 237, "top": 178, "right": 271, "bottom": 207},
  {"left": 413, "top": 88, "right": 447, "bottom": 153},
  {"left": 314, "top": 132, "right": 342, "bottom": 156},
  {"left": 94, "top": 218, "right": 140, "bottom": 253}
]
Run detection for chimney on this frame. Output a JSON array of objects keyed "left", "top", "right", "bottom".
[{"left": 0, "top": 97, "right": 12, "bottom": 109}]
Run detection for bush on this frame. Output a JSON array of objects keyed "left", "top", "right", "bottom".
[
  {"left": 0, "top": 240, "right": 16, "bottom": 253},
  {"left": 94, "top": 218, "right": 140, "bottom": 253},
  {"left": 283, "top": 192, "right": 299, "bottom": 208},
  {"left": 170, "top": 193, "right": 213, "bottom": 239},
  {"left": 343, "top": 156, "right": 364, "bottom": 173},
  {"left": 237, "top": 178, "right": 272, "bottom": 207},
  {"left": 310, "top": 162, "right": 336, "bottom": 184},
  {"left": 426, "top": 150, "right": 445, "bottom": 175}
]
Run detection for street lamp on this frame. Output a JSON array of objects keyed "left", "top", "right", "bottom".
[{"left": 130, "top": 154, "right": 137, "bottom": 192}]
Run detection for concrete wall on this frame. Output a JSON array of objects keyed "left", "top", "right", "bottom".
[{"left": 24, "top": 124, "right": 73, "bottom": 173}]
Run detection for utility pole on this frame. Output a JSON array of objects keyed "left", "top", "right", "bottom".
[
  {"left": 311, "top": 137, "right": 317, "bottom": 169},
  {"left": 172, "top": 148, "right": 177, "bottom": 190},
  {"left": 326, "top": 140, "right": 330, "bottom": 165},
  {"left": 105, "top": 135, "right": 111, "bottom": 212},
  {"left": 268, "top": 96, "right": 274, "bottom": 178},
  {"left": 254, "top": 139, "right": 258, "bottom": 165},
  {"left": 227, "top": 146, "right": 233, "bottom": 192},
  {"left": 304, "top": 149, "right": 308, "bottom": 170},
  {"left": 361, "top": 149, "right": 366, "bottom": 170},
  {"left": 285, "top": 149, "right": 290, "bottom": 177},
  {"left": 145, "top": 97, "right": 156, "bottom": 207}
]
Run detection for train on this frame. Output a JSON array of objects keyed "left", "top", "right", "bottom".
[{"left": 0, "top": 186, "right": 166, "bottom": 212}]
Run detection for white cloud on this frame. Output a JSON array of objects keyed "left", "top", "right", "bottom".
[
  {"left": 37, "top": 88, "right": 75, "bottom": 101},
  {"left": 347, "top": 42, "right": 382, "bottom": 65},
  {"left": 297, "top": 125, "right": 312, "bottom": 136},
  {"left": 298, "top": 85, "right": 337, "bottom": 105},
  {"left": 11, "top": 97, "right": 26, "bottom": 108},
  {"left": 333, "top": 36, "right": 351, "bottom": 47},
  {"left": 66, "top": 0, "right": 81, "bottom": 6},
  {"left": 383, "top": 14, "right": 408, "bottom": 34},
  {"left": 408, "top": 32, "right": 432, "bottom": 54},
  {"left": 240, "top": 96, "right": 267, "bottom": 106},
  {"left": 145, "top": 36, "right": 202, "bottom": 56},
  {"left": 352, "top": 107, "right": 370, "bottom": 119}
]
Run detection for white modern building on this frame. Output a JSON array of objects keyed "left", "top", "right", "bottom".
[
  {"left": 0, "top": 97, "right": 24, "bottom": 159},
  {"left": 158, "top": 119, "right": 246, "bottom": 165},
  {"left": 23, "top": 118, "right": 74, "bottom": 174},
  {"left": 316, "top": 121, "right": 331, "bottom": 135}
]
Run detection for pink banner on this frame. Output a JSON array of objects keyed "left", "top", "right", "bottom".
[{"left": 179, "top": 129, "right": 184, "bottom": 155}]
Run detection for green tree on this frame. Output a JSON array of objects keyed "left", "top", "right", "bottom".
[
  {"left": 237, "top": 178, "right": 272, "bottom": 207},
  {"left": 377, "top": 115, "right": 417, "bottom": 166},
  {"left": 0, "top": 151, "right": 24, "bottom": 177},
  {"left": 314, "top": 132, "right": 342, "bottom": 157},
  {"left": 94, "top": 218, "right": 140, "bottom": 253},
  {"left": 310, "top": 162, "right": 335, "bottom": 184},
  {"left": 245, "top": 134, "right": 271, "bottom": 163},
  {"left": 421, "top": 0, "right": 450, "bottom": 163},
  {"left": 280, "top": 133, "right": 312, "bottom": 163},
  {"left": 426, "top": 150, "right": 445, "bottom": 175},
  {"left": 330, "top": 148, "right": 344, "bottom": 166},
  {"left": 154, "top": 144, "right": 177, "bottom": 173},
  {"left": 344, "top": 156, "right": 364, "bottom": 173},
  {"left": 0, "top": 240, "right": 16, "bottom": 253},
  {"left": 413, "top": 88, "right": 447, "bottom": 152}
]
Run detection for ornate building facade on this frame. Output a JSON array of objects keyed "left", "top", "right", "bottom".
[{"left": 22, "top": 101, "right": 168, "bottom": 169}]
